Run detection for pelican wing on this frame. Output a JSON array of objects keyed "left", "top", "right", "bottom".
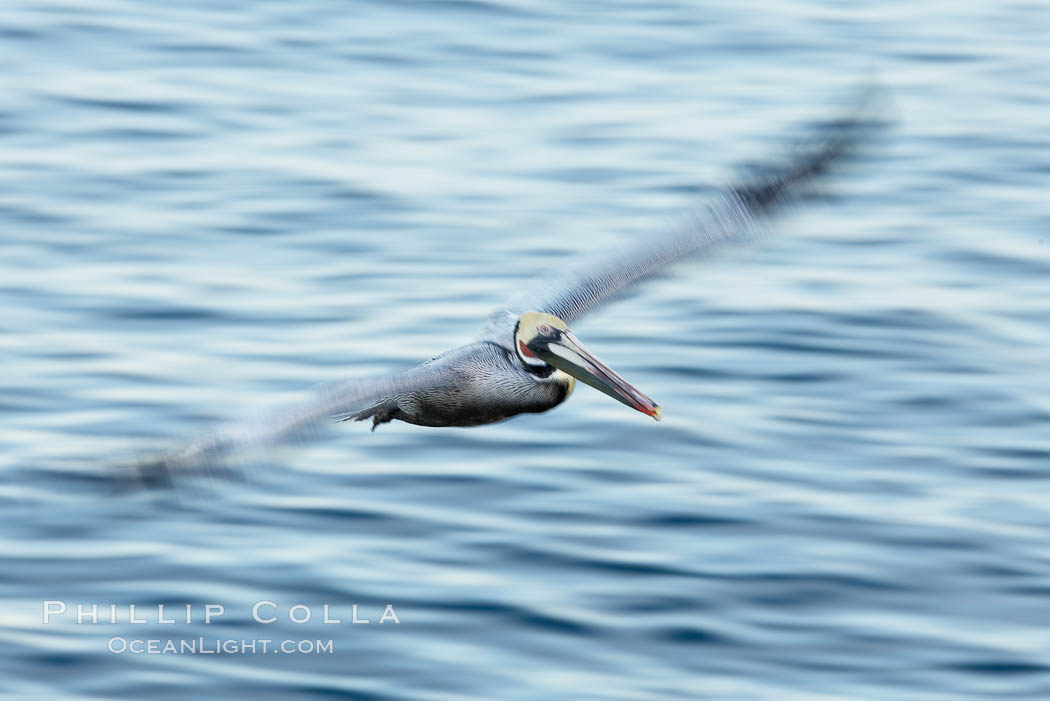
[
  {"left": 480, "top": 95, "right": 880, "bottom": 344},
  {"left": 136, "top": 362, "right": 451, "bottom": 480}
]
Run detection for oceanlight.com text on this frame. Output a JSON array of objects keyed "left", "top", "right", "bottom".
[{"left": 108, "top": 637, "right": 335, "bottom": 655}]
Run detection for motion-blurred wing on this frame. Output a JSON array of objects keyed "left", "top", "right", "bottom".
[
  {"left": 136, "top": 362, "right": 449, "bottom": 481},
  {"left": 480, "top": 91, "right": 882, "bottom": 344}
]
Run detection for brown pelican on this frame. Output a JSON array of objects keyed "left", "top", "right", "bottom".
[{"left": 142, "top": 92, "right": 881, "bottom": 477}]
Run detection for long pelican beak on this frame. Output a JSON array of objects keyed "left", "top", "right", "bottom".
[{"left": 531, "top": 331, "right": 662, "bottom": 421}]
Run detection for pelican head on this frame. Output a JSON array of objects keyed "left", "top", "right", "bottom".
[{"left": 514, "top": 311, "right": 661, "bottom": 421}]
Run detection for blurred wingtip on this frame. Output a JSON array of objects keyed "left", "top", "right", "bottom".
[
  {"left": 127, "top": 453, "right": 179, "bottom": 490},
  {"left": 731, "top": 77, "right": 895, "bottom": 214},
  {"left": 109, "top": 448, "right": 248, "bottom": 496}
]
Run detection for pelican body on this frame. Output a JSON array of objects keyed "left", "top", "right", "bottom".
[
  {"left": 349, "top": 340, "right": 576, "bottom": 429},
  {"left": 348, "top": 312, "right": 659, "bottom": 430},
  {"left": 145, "top": 91, "right": 881, "bottom": 475}
]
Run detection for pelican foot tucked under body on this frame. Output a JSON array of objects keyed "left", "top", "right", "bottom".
[{"left": 140, "top": 88, "right": 884, "bottom": 477}]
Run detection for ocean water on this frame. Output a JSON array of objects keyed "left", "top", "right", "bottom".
[{"left": 2, "top": 1, "right": 1050, "bottom": 699}]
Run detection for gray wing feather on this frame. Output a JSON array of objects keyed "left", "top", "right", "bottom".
[
  {"left": 139, "top": 364, "right": 447, "bottom": 477},
  {"left": 483, "top": 193, "right": 756, "bottom": 340},
  {"left": 480, "top": 93, "right": 881, "bottom": 345}
]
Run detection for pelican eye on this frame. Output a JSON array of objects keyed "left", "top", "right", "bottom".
[{"left": 538, "top": 323, "right": 553, "bottom": 335}]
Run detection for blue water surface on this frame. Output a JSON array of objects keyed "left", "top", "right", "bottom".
[{"left": 2, "top": 1, "right": 1050, "bottom": 699}]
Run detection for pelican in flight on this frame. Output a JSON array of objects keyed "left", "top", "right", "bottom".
[{"left": 144, "top": 93, "right": 881, "bottom": 477}]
